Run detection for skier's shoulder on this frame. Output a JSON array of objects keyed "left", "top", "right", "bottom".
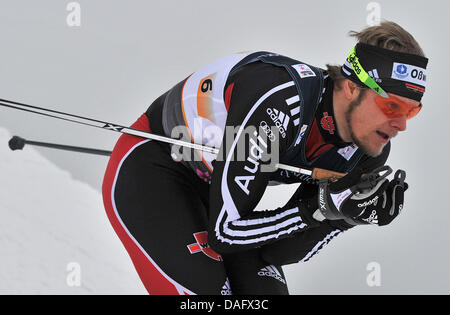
[
  {"left": 227, "top": 61, "right": 292, "bottom": 92},
  {"left": 224, "top": 61, "right": 297, "bottom": 118}
]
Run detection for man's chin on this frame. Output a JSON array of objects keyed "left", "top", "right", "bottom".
[
  {"left": 353, "top": 139, "right": 385, "bottom": 158},
  {"left": 365, "top": 147, "right": 384, "bottom": 158}
]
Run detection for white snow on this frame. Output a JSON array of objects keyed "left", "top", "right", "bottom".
[{"left": 0, "top": 127, "right": 147, "bottom": 294}]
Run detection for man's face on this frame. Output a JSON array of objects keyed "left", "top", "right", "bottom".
[{"left": 345, "top": 90, "right": 420, "bottom": 157}]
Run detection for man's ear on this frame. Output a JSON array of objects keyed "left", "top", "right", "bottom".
[{"left": 342, "top": 79, "right": 360, "bottom": 101}]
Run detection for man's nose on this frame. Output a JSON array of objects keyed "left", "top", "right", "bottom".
[{"left": 390, "top": 116, "right": 407, "bottom": 131}]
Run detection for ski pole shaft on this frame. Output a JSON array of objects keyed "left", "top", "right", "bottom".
[
  {"left": 8, "top": 136, "right": 112, "bottom": 156},
  {"left": 0, "top": 98, "right": 346, "bottom": 180},
  {"left": 0, "top": 98, "right": 217, "bottom": 153}
]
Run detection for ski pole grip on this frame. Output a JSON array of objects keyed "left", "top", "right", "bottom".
[
  {"left": 8, "top": 136, "right": 26, "bottom": 151},
  {"left": 312, "top": 167, "right": 346, "bottom": 181}
]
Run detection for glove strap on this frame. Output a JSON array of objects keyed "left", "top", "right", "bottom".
[
  {"left": 388, "top": 169, "right": 407, "bottom": 216},
  {"left": 318, "top": 178, "right": 349, "bottom": 220}
]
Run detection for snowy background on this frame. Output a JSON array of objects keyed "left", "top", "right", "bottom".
[
  {"left": 0, "top": 127, "right": 145, "bottom": 294},
  {"left": 0, "top": 0, "right": 449, "bottom": 294}
]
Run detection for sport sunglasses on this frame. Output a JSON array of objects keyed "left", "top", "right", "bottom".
[
  {"left": 374, "top": 94, "right": 422, "bottom": 119},
  {"left": 347, "top": 46, "right": 422, "bottom": 120}
]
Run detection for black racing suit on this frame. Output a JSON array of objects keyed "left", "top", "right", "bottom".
[{"left": 102, "top": 61, "right": 389, "bottom": 295}]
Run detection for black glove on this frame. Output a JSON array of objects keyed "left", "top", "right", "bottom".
[{"left": 317, "top": 165, "right": 408, "bottom": 226}]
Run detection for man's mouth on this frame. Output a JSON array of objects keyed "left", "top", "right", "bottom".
[{"left": 376, "top": 130, "right": 391, "bottom": 143}]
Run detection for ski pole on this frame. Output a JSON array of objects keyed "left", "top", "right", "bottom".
[
  {"left": 0, "top": 97, "right": 346, "bottom": 181},
  {"left": 0, "top": 98, "right": 217, "bottom": 154},
  {"left": 8, "top": 136, "right": 112, "bottom": 156}
]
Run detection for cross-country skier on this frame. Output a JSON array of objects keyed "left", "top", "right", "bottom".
[{"left": 102, "top": 21, "right": 428, "bottom": 295}]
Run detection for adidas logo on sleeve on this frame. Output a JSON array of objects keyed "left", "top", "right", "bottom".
[{"left": 266, "top": 108, "right": 290, "bottom": 138}]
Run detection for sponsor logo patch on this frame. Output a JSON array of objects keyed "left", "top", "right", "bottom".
[
  {"left": 292, "top": 64, "right": 316, "bottom": 78},
  {"left": 294, "top": 124, "right": 308, "bottom": 146},
  {"left": 187, "top": 231, "right": 222, "bottom": 261},
  {"left": 320, "top": 112, "right": 335, "bottom": 135},
  {"left": 391, "top": 62, "right": 427, "bottom": 87},
  {"left": 337, "top": 144, "right": 358, "bottom": 161}
]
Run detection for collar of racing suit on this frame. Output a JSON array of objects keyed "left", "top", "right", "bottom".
[{"left": 314, "top": 77, "right": 353, "bottom": 149}]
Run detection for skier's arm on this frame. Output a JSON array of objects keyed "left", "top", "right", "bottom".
[
  {"left": 260, "top": 143, "right": 391, "bottom": 266},
  {"left": 260, "top": 217, "right": 352, "bottom": 265},
  {"left": 208, "top": 63, "right": 319, "bottom": 254}
]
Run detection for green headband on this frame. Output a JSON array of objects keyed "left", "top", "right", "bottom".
[{"left": 346, "top": 46, "right": 389, "bottom": 98}]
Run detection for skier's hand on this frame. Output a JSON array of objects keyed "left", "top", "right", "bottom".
[{"left": 316, "top": 166, "right": 408, "bottom": 226}]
